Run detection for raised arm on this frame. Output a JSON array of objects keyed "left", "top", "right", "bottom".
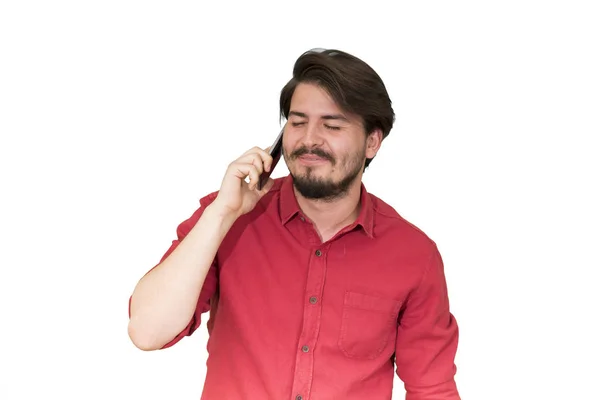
[{"left": 127, "top": 145, "right": 276, "bottom": 350}]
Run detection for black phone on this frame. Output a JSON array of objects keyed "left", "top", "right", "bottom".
[{"left": 257, "top": 127, "right": 284, "bottom": 190}]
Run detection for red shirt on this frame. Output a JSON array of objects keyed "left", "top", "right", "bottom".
[{"left": 134, "top": 174, "right": 460, "bottom": 400}]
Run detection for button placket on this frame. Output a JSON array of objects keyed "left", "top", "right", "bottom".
[{"left": 291, "top": 247, "right": 327, "bottom": 399}]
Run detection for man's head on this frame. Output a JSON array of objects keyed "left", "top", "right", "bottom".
[{"left": 279, "top": 48, "right": 395, "bottom": 201}]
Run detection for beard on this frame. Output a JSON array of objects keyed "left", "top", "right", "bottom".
[{"left": 285, "top": 145, "right": 365, "bottom": 201}]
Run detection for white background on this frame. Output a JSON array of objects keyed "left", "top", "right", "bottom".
[{"left": 1, "top": 1, "right": 599, "bottom": 399}]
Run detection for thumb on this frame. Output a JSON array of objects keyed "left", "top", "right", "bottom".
[{"left": 258, "top": 178, "right": 275, "bottom": 195}]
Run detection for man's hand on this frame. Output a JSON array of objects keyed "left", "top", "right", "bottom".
[{"left": 212, "top": 146, "right": 276, "bottom": 219}]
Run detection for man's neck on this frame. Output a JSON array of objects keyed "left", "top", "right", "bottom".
[{"left": 294, "top": 182, "right": 363, "bottom": 242}]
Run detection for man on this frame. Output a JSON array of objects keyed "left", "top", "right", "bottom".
[{"left": 128, "top": 48, "right": 461, "bottom": 400}]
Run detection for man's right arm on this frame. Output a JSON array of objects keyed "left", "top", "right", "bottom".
[
  {"left": 127, "top": 201, "right": 237, "bottom": 351},
  {"left": 127, "top": 145, "right": 276, "bottom": 351}
]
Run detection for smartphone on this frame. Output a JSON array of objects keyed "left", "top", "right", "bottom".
[{"left": 257, "top": 126, "right": 284, "bottom": 190}]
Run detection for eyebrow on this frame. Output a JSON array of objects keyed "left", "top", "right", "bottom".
[{"left": 289, "top": 110, "right": 350, "bottom": 123}]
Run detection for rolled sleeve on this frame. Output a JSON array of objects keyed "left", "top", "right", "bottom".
[{"left": 128, "top": 193, "right": 220, "bottom": 349}]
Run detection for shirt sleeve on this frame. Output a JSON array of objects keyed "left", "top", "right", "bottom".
[
  {"left": 128, "top": 192, "right": 220, "bottom": 349},
  {"left": 395, "top": 244, "right": 461, "bottom": 400}
]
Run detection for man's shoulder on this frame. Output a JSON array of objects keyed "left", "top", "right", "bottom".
[{"left": 367, "top": 192, "right": 436, "bottom": 247}]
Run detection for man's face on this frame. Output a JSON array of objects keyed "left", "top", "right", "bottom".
[{"left": 282, "top": 82, "right": 380, "bottom": 201}]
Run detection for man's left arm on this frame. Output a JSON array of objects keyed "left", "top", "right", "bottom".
[{"left": 395, "top": 244, "right": 461, "bottom": 400}]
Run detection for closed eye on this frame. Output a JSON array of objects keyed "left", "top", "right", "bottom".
[
  {"left": 325, "top": 125, "right": 341, "bottom": 130},
  {"left": 291, "top": 122, "right": 305, "bottom": 127}
]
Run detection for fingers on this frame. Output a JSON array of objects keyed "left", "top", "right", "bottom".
[
  {"left": 229, "top": 162, "right": 261, "bottom": 190},
  {"left": 227, "top": 145, "right": 278, "bottom": 191},
  {"left": 239, "top": 146, "right": 273, "bottom": 172},
  {"left": 247, "top": 152, "right": 269, "bottom": 175}
]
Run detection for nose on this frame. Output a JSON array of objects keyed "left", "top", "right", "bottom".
[{"left": 301, "top": 122, "right": 323, "bottom": 147}]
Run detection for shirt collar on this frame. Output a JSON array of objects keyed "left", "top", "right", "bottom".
[{"left": 278, "top": 174, "right": 374, "bottom": 238}]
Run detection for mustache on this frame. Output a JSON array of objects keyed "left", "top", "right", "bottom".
[{"left": 290, "top": 147, "right": 334, "bottom": 162}]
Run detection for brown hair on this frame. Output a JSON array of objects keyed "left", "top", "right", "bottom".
[{"left": 280, "top": 48, "right": 395, "bottom": 169}]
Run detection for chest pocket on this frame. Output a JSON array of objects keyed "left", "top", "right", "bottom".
[{"left": 338, "top": 291, "right": 402, "bottom": 360}]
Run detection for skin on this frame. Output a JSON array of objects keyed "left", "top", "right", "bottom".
[
  {"left": 282, "top": 82, "right": 383, "bottom": 241},
  {"left": 128, "top": 81, "right": 383, "bottom": 350}
]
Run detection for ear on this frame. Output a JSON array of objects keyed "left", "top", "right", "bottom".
[{"left": 365, "top": 129, "right": 383, "bottom": 159}]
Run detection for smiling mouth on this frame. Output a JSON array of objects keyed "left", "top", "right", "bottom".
[
  {"left": 298, "top": 154, "right": 329, "bottom": 163},
  {"left": 300, "top": 154, "right": 326, "bottom": 160}
]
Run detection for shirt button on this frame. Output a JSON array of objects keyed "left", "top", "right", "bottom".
[
  {"left": 315, "top": 249, "right": 322, "bottom": 256},
  {"left": 296, "top": 395, "right": 302, "bottom": 400},
  {"left": 309, "top": 296, "right": 318, "bottom": 304},
  {"left": 300, "top": 216, "right": 305, "bottom": 222},
  {"left": 302, "top": 345, "right": 309, "bottom": 352}
]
